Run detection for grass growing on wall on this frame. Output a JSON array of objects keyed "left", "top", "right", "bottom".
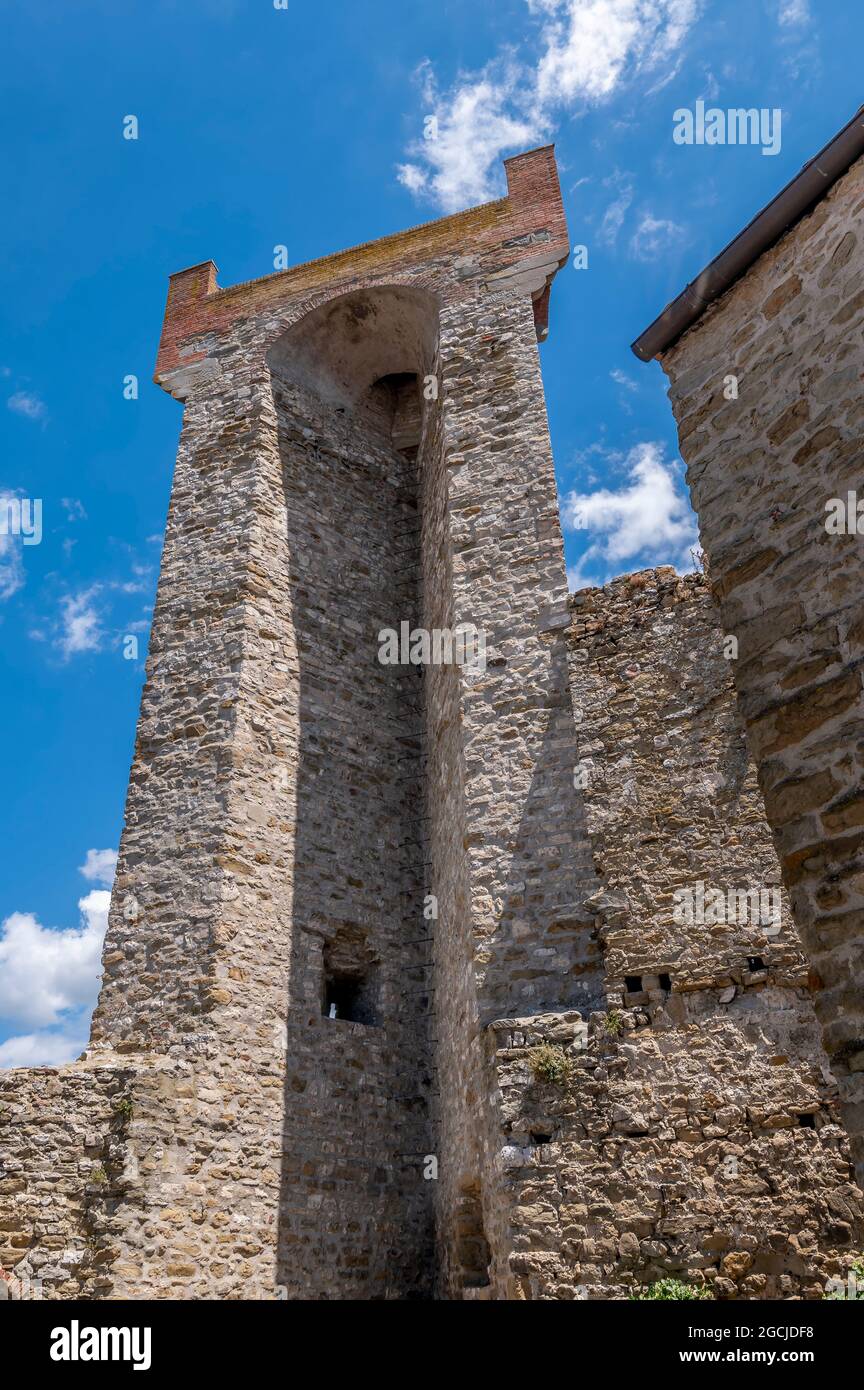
[
  {"left": 631, "top": 1278, "right": 713, "bottom": 1301},
  {"left": 528, "top": 1043, "right": 573, "bottom": 1086}
]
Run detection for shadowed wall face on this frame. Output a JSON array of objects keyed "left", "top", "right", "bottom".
[
  {"left": 481, "top": 570, "right": 862, "bottom": 1302},
  {"left": 425, "top": 294, "right": 606, "bottom": 1297},
  {"left": 267, "top": 288, "right": 438, "bottom": 1298}
]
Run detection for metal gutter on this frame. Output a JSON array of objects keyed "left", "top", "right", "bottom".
[{"left": 631, "top": 104, "right": 864, "bottom": 362}]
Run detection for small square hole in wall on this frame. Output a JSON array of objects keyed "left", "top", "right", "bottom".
[
  {"left": 659, "top": 973, "right": 672, "bottom": 993},
  {"left": 625, "top": 975, "right": 642, "bottom": 994},
  {"left": 747, "top": 956, "right": 765, "bottom": 973},
  {"left": 324, "top": 972, "right": 366, "bottom": 1023},
  {"left": 798, "top": 1113, "right": 816, "bottom": 1129},
  {"left": 323, "top": 968, "right": 379, "bottom": 1025}
]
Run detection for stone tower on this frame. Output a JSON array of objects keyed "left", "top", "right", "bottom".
[
  {"left": 91, "top": 146, "right": 587, "bottom": 1299},
  {"left": 1, "top": 144, "right": 861, "bottom": 1302}
]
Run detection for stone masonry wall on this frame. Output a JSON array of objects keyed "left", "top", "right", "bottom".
[
  {"left": 488, "top": 1006, "right": 860, "bottom": 1299},
  {"left": 0, "top": 146, "right": 577, "bottom": 1300},
  {"left": 571, "top": 568, "right": 798, "bottom": 996},
  {"left": 0, "top": 1066, "right": 132, "bottom": 1300},
  {"left": 473, "top": 569, "right": 862, "bottom": 1299},
  {"left": 268, "top": 367, "right": 433, "bottom": 1298},
  {"left": 427, "top": 289, "right": 606, "bottom": 1297},
  {"left": 4, "top": 144, "right": 861, "bottom": 1302},
  {"left": 657, "top": 152, "right": 864, "bottom": 1180}
]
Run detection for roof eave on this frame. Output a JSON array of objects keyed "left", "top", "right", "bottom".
[{"left": 631, "top": 104, "right": 864, "bottom": 363}]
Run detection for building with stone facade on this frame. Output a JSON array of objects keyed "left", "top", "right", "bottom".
[{"left": 1, "top": 116, "right": 863, "bottom": 1300}]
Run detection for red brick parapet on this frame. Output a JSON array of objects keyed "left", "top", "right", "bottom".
[{"left": 154, "top": 146, "right": 570, "bottom": 390}]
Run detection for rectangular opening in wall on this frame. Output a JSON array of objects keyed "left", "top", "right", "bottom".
[
  {"left": 747, "top": 956, "right": 765, "bottom": 973},
  {"left": 323, "top": 967, "right": 379, "bottom": 1025},
  {"left": 625, "top": 975, "right": 642, "bottom": 993},
  {"left": 456, "top": 1182, "right": 492, "bottom": 1292},
  {"left": 659, "top": 973, "right": 672, "bottom": 993},
  {"left": 322, "top": 927, "right": 380, "bottom": 1025}
]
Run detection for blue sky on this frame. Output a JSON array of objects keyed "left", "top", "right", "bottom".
[{"left": 0, "top": 0, "right": 858, "bottom": 1064}]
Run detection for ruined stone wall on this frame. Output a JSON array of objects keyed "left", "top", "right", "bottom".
[
  {"left": 0, "top": 1066, "right": 132, "bottom": 1299},
  {"left": 488, "top": 1006, "right": 859, "bottom": 1300},
  {"left": 571, "top": 567, "right": 798, "bottom": 996},
  {"left": 0, "top": 1053, "right": 301, "bottom": 1301},
  {"left": 474, "top": 570, "right": 861, "bottom": 1299},
  {"left": 657, "top": 153, "right": 864, "bottom": 1179}
]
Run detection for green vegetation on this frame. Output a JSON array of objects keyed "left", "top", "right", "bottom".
[
  {"left": 528, "top": 1043, "right": 574, "bottom": 1086},
  {"left": 824, "top": 1257, "right": 864, "bottom": 1300},
  {"left": 631, "top": 1278, "right": 713, "bottom": 1301}
]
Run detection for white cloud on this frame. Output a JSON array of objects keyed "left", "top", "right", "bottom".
[
  {"left": 79, "top": 849, "right": 118, "bottom": 886},
  {"left": 0, "top": 491, "right": 24, "bottom": 601},
  {"left": 59, "top": 587, "right": 104, "bottom": 657},
  {"left": 629, "top": 211, "right": 687, "bottom": 261},
  {"left": 598, "top": 172, "right": 635, "bottom": 245},
  {"left": 399, "top": 1, "right": 702, "bottom": 210},
  {"left": 775, "top": 0, "right": 818, "bottom": 81},
  {"left": 0, "top": 891, "right": 109, "bottom": 1032},
  {"left": 645, "top": 52, "right": 685, "bottom": 96},
  {"left": 0, "top": 855, "right": 115, "bottom": 1068},
  {"left": 0, "top": 1026, "right": 89, "bottom": 1069},
  {"left": 398, "top": 61, "right": 545, "bottom": 213},
  {"left": 108, "top": 560, "right": 154, "bottom": 598},
  {"left": 7, "top": 390, "right": 46, "bottom": 421},
  {"left": 110, "top": 580, "right": 149, "bottom": 595},
  {"left": 562, "top": 441, "right": 698, "bottom": 586},
  {"left": 533, "top": 0, "right": 701, "bottom": 106},
  {"left": 610, "top": 368, "right": 638, "bottom": 391},
  {"left": 778, "top": 0, "right": 810, "bottom": 26},
  {"left": 396, "top": 162, "right": 429, "bottom": 196}
]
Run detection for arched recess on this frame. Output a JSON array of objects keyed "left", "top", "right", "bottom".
[
  {"left": 267, "top": 284, "right": 439, "bottom": 456},
  {"left": 270, "top": 282, "right": 441, "bottom": 1299}
]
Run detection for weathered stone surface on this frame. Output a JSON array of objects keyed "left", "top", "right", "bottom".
[
  {"left": 658, "top": 151, "right": 864, "bottom": 1180},
  {"left": 1, "top": 146, "right": 861, "bottom": 1301},
  {"left": 477, "top": 570, "right": 860, "bottom": 1301}
]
